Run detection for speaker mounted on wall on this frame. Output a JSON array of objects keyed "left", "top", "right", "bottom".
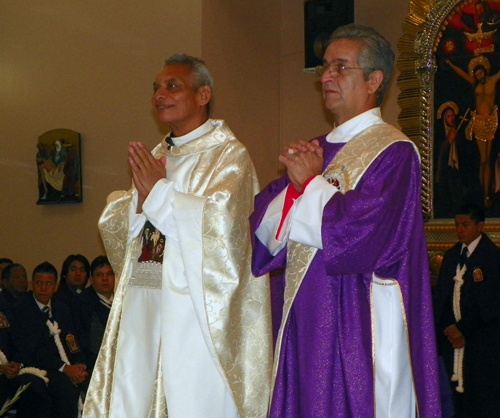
[{"left": 304, "top": 0, "right": 354, "bottom": 70}]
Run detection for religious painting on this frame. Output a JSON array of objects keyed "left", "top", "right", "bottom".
[
  {"left": 434, "top": 0, "right": 500, "bottom": 218},
  {"left": 138, "top": 220, "right": 165, "bottom": 263},
  {"left": 36, "top": 128, "right": 82, "bottom": 205},
  {"left": 398, "top": 0, "right": 500, "bottom": 251}
]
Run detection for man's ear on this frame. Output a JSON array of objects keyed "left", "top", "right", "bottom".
[
  {"left": 198, "top": 85, "right": 212, "bottom": 106},
  {"left": 367, "top": 70, "right": 384, "bottom": 95}
]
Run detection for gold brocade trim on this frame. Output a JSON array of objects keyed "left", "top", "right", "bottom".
[
  {"left": 270, "top": 124, "right": 415, "bottom": 397},
  {"left": 273, "top": 240, "right": 317, "bottom": 384},
  {"left": 128, "top": 261, "right": 162, "bottom": 289},
  {"left": 199, "top": 123, "right": 272, "bottom": 417},
  {"left": 159, "top": 119, "right": 230, "bottom": 159}
]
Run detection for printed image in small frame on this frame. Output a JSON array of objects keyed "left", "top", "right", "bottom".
[{"left": 36, "top": 128, "right": 82, "bottom": 205}]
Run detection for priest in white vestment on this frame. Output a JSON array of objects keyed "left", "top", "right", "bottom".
[{"left": 83, "top": 54, "right": 272, "bottom": 418}]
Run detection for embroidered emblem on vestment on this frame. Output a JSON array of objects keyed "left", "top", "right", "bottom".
[{"left": 324, "top": 165, "right": 349, "bottom": 193}]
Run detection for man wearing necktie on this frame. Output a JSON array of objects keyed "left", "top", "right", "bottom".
[
  {"left": 433, "top": 203, "right": 500, "bottom": 417},
  {"left": 12, "top": 262, "right": 88, "bottom": 418}
]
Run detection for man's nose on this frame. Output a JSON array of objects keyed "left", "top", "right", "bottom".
[
  {"left": 321, "top": 70, "right": 332, "bottom": 83},
  {"left": 154, "top": 88, "right": 168, "bottom": 100}
]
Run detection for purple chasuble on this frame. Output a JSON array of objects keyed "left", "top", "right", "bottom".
[{"left": 250, "top": 135, "right": 441, "bottom": 418}]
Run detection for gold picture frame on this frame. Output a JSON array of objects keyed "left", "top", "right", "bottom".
[{"left": 397, "top": 0, "right": 500, "bottom": 252}]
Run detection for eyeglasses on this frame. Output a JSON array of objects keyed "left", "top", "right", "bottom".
[{"left": 315, "top": 61, "right": 372, "bottom": 78}]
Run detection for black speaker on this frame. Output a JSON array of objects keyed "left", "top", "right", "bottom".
[{"left": 304, "top": 0, "right": 354, "bottom": 69}]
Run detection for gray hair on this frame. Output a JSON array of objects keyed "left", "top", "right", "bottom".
[
  {"left": 164, "top": 53, "right": 214, "bottom": 114},
  {"left": 327, "top": 24, "right": 394, "bottom": 106}
]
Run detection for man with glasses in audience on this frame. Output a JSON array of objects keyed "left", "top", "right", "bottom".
[{"left": 250, "top": 24, "right": 440, "bottom": 417}]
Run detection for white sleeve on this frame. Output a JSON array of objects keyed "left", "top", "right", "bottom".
[
  {"left": 142, "top": 178, "right": 205, "bottom": 243},
  {"left": 128, "top": 189, "right": 147, "bottom": 238},
  {"left": 255, "top": 187, "right": 290, "bottom": 255},
  {"left": 289, "top": 175, "right": 338, "bottom": 249}
]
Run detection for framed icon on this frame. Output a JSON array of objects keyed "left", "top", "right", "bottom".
[{"left": 36, "top": 128, "right": 82, "bottom": 205}]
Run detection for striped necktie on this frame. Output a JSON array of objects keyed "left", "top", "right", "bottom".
[
  {"left": 42, "top": 305, "right": 51, "bottom": 318},
  {"left": 99, "top": 299, "right": 112, "bottom": 309},
  {"left": 459, "top": 246, "right": 469, "bottom": 268}
]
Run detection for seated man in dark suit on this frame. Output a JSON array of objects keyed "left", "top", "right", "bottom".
[
  {"left": 0, "top": 300, "right": 51, "bottom": 418},
  {"left": 0, "top": 263, "right": 28, "bottom": 309},
  {"left": 79, "top": 256, "right": 115, "bottom": 373},
  {"left": 12, "top": 262, "right": 88, "bottom": 418}
]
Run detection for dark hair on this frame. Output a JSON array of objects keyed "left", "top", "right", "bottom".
[
  {"left": 456, "top": 203, "right": 485, "bottom": 224},
  {"left": 164, "top": 53, "right": 214, "bottom": 115},
  {"left": 327, "top": 24, "right": 394, "bottom": 106},
  {"left": 90, "top": 255, "right": 112, "bottom": 276},
  {"left": 1, "top": 263, "right": 24, "bottom": 282},
  {"left": 0, "top": 258, "right": 13, "bottom": 265},
  {"left": 60, "top": 254, "right": 90, "bottom": 284},
  {"left": 32, "top": 261, "right": 58, "bottom": 282}
]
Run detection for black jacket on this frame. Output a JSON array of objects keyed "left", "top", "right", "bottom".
[{"left": 12, "top": 292, "right": 86, "bottom": 371}]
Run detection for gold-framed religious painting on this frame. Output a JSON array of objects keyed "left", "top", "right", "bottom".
[
  {"left": 398, "top": 0, "right": 500, "bottom": 252},
  {"left": 36, "top": 128, "right": 82, "bottom": 205}
]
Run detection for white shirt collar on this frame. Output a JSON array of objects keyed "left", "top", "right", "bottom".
[
  {"left": 462, "top": 234, "right": 482, "bottom": 256},
  {"left": 96, "top": 292, "right": 113, "bottom": 305},
  {"left": 33, "top": 294, "right": 52, "bottom": 313},
  {"left": 326, "top": 108, "right": 385, "bottom": 144},
  {"left": 168, "top": 119, "right": 213, "bottom": 146}
]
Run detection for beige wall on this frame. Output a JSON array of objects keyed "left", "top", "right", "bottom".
[{"left": 0, "top": 0, "right": 409, "bottom": 274}]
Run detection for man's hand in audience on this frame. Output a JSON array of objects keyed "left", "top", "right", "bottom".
[
  {"left": 63, "top": 364, "right": 88, "bottom": 384},
  {"left": 0, "top": 361, "right": 21, "bottom": 379}
]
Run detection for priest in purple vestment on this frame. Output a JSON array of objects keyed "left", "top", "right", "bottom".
[{"left": 250, "top": 24, "right": 441, "bottom": 418}]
